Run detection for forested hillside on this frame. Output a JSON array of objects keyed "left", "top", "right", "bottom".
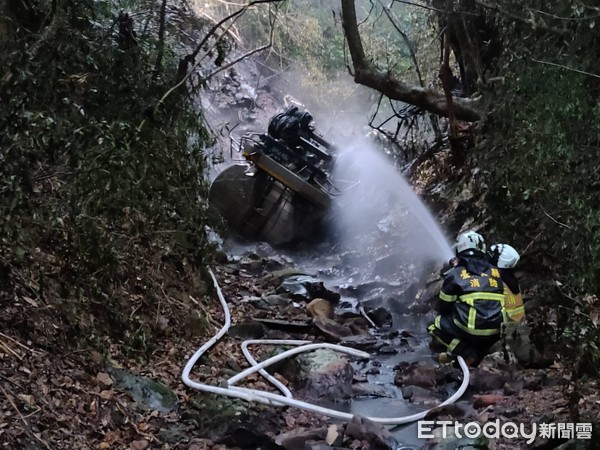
[{"left": 1, "top": 0, "right": 599, "bottom": 448}]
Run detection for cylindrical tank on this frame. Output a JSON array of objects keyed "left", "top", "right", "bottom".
[{"left": 209, "top": 164, "right": 329, "bottom": 245}]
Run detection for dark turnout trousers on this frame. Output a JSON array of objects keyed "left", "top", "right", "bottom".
[{"left": 428, "top": 314, "right": 500, "bottom": 362}]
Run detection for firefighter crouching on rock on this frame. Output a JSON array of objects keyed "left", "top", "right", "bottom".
[
  {"left": 428, "top": 231, "right": 505, "bottom": 366},
  {"left": 489, "top": 243, "right": 525, "bottom": 323}
]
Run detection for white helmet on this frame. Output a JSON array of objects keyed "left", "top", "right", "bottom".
[
  {"left": 455, "top": 230, "right": 486, "bottom": 254},
  {"left": 489, "top": 243, "right": 520, "bottom": 269}
]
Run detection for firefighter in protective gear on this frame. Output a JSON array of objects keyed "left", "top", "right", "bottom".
[
  {"left": 428, "top": 231, "right": 505, "bottom": 365},
  {"left": 489, "top": 243, "right": 525, "bottom": 322}
]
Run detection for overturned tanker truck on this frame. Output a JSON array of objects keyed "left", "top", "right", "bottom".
[{"left": 209, "top": 104, "right": 345, "bottom": 245}]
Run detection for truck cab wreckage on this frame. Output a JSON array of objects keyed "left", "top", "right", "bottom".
[{"left": 209, "top": 103, "right": 345, "bottom": 245}]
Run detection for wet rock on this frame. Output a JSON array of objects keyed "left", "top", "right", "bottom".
[
  {"left": 271, "top": 268, "right": 309, "bottom": 283},
  {"left": 522, "top": 370, "right": 546, "bottom": 391},
  {"left": 276, "top": 276, "right": 340, "bottom": 304},
  {"left": 185, "top": 393, "right": 281, "bottom": 445},
  {"left": 325, "top": 424, "right": 344, "bottom": 447},
  {"left": 502, "top": 322, "right": 552, "bottom": 367},
  {"left": 365, "top": 307, "right": 392, "bottom": 327},
  {"left": 108, "top": 368, "right": 176, "bottom": 413},
  {"left": 374, "top": 252, "right": 404, "bottom": 276},
  {"left": 274, "top": 428, "right": 328, "bottom": 450},
  {"left": 259, "top": 294, "right": 292, "bottom": 308},
  {"left": 394, "top": 362, "right": 437, "bottom": 389},
  {"left": 313, "top": 318, "right": 353, "bottom": 342},
  {"left": 344, "top": 415, "right": 397, "bottom": 450},
  {"left": 377, "top": 345, "right": 397, "bottom": 355},
  {"left": 424, "top": 403, "right": 478, "bottom": 421},
  {"left": 293, "top": 349, "right": 354, "bottom": 401},
  {"left": 239, "top": 253, "right": 263, "bottom": 273},
  {"left": 472, "top": 394, "right": 506, "bottom": 408},
  {"left": 359, "top": 288, "right": 386, "bottom": 311},
  {"left": 277, "top": 275, "right": 321, "bottom": 298},
  {"left": 307, "top": 298, "right": 334, "bottom": 320},
  {"left": 365, "top": 367, "right": 380, "bottom": 375},
  {"left": 342, "top": 280, "right": 403, "bottom": 298},
  {"left": 341, "top": 317, "right": 370, "bottom": 335},
  {"left": 253, "top": 318, "right": 312, "bottom": 333},
  {"left": 401, "top": 385, "right": 440, "bottom": 405},
  {"left": 340, "top": 335, "right": 383, "bottom": 352},
  {"left": 303, "top": 441, "right": 338, "bottom": 450},
  {"left": 353, "top": 373, "right": 368, "bottom": 383},
  {"left": 469, "top": 368, "right": 508, "bottom": 392},
  {"left": 229, "top": 321, "right": 267, "bottom": 339},
  {"left": 263, "top": 256, "right": 290, "bottom": 271},
  {"left": 252, "top": 242, "right": 276, "bottom": 257},
  {"left": 338, "top": 300, "right": 354, "bottom": 309},
  {"left": 265, "top": 329, "right": 293, "bottom": 340},
  {"left": 391, "top": 337, "right": 412, "bottom": 350},
  {"left": 352, "top": 383, "right": 392, "bottom": 398},
  {"left": 478, "top": 351, "right": 517, "bottom": 371}
]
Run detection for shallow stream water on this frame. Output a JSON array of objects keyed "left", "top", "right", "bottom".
[{"left": 224, "top": 236, "right": 462, "bottom": 449}]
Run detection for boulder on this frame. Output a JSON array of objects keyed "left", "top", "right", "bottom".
[
  {"left": 260, "top": 294, "right": 291, "bottom": 308},
  {"left": 502, "top": 322, "right": 552, "bottom": 367},
  {"left": 424, "top": 403, "right": 478, "bottom": 422},
  {"left": 238, "top": 253, "right": 263, "bottom": 273},
  {"left": 274, "top": 428, "right": 328, "bottom": 450},
  {"left": 394, "top": 362, "right": 438, "bottom": 389},
  {"left": 292, "top": 349, "right": 354, "bottom": 402},
  {"left": 307, "top": 298, "right": 334, "bottom": 320},
  {"left": 277, "top": 276, "right": 341, "bottom": 303},
  {"left": 352, "top": 383, "right": 393, "bottom": 398},
  {"left": 340, "top": 335, "right": 382, "bottom": 352},
  {"left": 344, "top": 415, "right": 397, "bottom": 450},
  {"left": 365, "top": 307, "right": 392, "bottom": 327},
  {"left": 340, "top": 317, "right": 370, "bottom": 335},
  {"left": 401, "top": 385, "right": 440, "bottom": 405},
  {"left": 313, "top": 318, "right": 353, "bottom": 342},
  {"left": 469, "top": 368, "right": 509, "bottom": 392}
]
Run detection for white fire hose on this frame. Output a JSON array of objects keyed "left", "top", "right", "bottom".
[{"left": 182, "top": 269, "right": 470, "bottom": 425}]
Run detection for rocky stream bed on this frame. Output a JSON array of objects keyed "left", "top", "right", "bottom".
[{"left": 2, "top": 36, "right": 598, "bottom": 450}]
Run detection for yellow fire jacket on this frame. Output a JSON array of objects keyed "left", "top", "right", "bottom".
[{"left": 503, "top": 285, "right": 525, "bottom": 322}]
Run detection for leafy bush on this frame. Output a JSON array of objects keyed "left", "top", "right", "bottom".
[
  {"left": 0, "top": 0, "right": 216, "bottom": 356},
  {"left": 477, "top": 3, "right": 600, "bottom": 372}
]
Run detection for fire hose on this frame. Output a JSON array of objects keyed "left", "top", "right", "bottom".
[{"left": 182, "top": 269, "right": 470, "bottom": 425}]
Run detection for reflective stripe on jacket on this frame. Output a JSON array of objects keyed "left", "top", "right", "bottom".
[
  {"left": 502, "top": 285, "right": 525, "bottom": 322},
  {"left": 439, "top": 257, "right": 505, "bottom": 336}
]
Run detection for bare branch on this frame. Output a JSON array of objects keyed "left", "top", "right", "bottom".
[
  {"left": 140, "top": 0, "right": 280, "bottom": 130},
  {"left": 190, "top": 0, "right": 281, "bottom": 60},
  {"left": 473, "top": 0, "right": 569, "bottom": 35},
  {"left": 341, "top": 0, "right": 482, "bottom": 121},
  {"left": 531, "top": 58, "right": 600, "bottom": 80},
  {"left": 378, "top": 0, "right": 424, "bottom": 87},
  {"left": 440, "top": 2, "right": 456, "bottom": 137}
]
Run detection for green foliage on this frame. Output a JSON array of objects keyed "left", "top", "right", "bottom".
[
  {"left": 477, "top": 0, "right": 600, "bottom": 372},
  {"left": 0, "top": 0, "right": 216, "bottom": 356}
]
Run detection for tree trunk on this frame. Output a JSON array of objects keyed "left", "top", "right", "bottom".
[{"left": 340, "top": 0, "right": 482, "bottom": 122}]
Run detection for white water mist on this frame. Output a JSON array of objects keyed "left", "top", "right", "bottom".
[{"left": 332, "top": 140, "right": 454, "bottom": 266}]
